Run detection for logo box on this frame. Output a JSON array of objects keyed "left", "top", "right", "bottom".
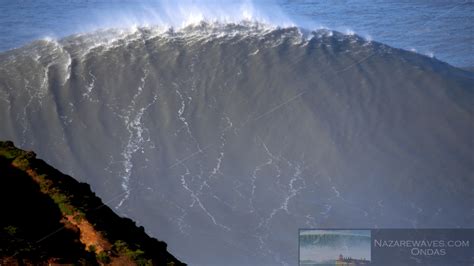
[{"left": 299, "top": 229, "right": 474, "bottom": 266}]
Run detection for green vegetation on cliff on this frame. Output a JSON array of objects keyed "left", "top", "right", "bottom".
[{"left": 0, "top": 141, "right": 185, "bottom": 265}]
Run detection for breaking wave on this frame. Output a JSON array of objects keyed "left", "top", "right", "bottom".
[
  {"left": 0, "top": 21, "right": 473, "bottom": 265},
  {"left": 42, "top": 0, "right": 294, "bottom": 40}
]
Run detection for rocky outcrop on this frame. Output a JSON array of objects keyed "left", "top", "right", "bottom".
[{"left": 0, "top": 140, "right": 185, "bottom": 265}]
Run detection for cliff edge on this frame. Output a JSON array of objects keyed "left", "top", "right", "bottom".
[{"left": 0, "top": 141, "right": 185, "bottom": 265}]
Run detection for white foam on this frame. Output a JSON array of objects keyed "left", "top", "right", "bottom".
[
  {"left": 425, "top": 51, "right": 435, "bottom": 58},
  {"left": 344, "top": 29, "right": 356, "bottom": 36},
  {"left": 73, "top": 0, "right": 293, "bottom": 35},
  {"left": 116, "top": 69, "right": 159, "bottom": 208}
]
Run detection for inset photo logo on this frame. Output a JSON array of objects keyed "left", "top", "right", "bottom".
[{"left": 299, "top": 229, "right": 371, "bottom": 265}]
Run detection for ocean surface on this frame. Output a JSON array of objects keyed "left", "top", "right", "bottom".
[
  {"left": 0, "top": 1, "right": 473, "bottom": 266},
  {"left": 0, "top": 0, "right": 473, "bottom": 67}
]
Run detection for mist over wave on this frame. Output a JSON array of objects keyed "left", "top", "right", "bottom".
[
  {"left": 0, "top": 20, "right": 473, "bottom": 265},
  {"left": 121, "top": 0, "right": 292, "bottom": 27},
  {"left": 52, "top": 0, "right": 294, "bottom": 37}
]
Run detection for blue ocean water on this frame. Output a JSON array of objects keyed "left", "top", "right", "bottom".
[{"left": 0, "top": 0, "right": 473, "bottom": 67}]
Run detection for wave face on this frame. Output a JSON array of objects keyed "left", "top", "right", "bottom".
[{"left": 0, "top": 23, "right": 473, "bottom": 265}]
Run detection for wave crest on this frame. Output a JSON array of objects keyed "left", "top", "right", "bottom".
[
  {"left": 77, "top": 0, "right": 294, "bottom": 34},
  {"left": 12, "top": 21, "right": 375, "bottom": 64}
]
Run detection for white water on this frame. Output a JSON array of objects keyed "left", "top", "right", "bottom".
[{"left": 79, "top": 0, "right": 294, "bottom": 33}]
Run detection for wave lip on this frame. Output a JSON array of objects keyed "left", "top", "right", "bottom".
[
  {"left": 74, "top": 0, "right": 295, "bottom": 36},
  {"left": 9, "top": 21, "right": 378, "bottom": 66}
]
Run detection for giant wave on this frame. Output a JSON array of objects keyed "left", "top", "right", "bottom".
[{"left": 0, "top": 22, "right": 473, "bottom": 265}]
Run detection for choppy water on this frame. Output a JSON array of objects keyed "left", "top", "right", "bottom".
[{"left": 0, "top": 0, "right": 473, "bottom": 66}]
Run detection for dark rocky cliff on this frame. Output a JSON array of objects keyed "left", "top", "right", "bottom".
[{"left": 0, "top": 140, "right": 185, "bottom": 265}]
